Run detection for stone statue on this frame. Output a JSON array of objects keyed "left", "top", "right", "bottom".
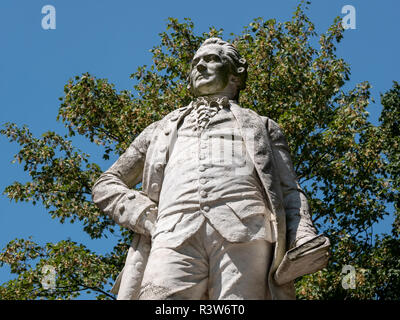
[{"left": 92, "top": 38, "right": 330, "bottom": 300}]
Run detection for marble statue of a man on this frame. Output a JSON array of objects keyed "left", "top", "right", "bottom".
[{"left": 92, "top": 38, "right": 326, "bottom": 300}]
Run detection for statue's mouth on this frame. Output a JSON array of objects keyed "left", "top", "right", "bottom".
[{"left": 196, "top": 73, "right": 209, "bottom": 81}]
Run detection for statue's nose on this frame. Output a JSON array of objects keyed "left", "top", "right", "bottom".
[{"left": 197, "top": 63, "right": 206, "bottom": 73}]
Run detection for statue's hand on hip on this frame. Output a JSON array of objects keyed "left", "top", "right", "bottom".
[
  {"left": 117, "top": 199, "right": 158, "bottom": 237},
  {"left": 140, "top": 207, "right": 158, "bottom": 237},
  {"left": 129, "top": 205, "right": 158, "bottom": 237}
]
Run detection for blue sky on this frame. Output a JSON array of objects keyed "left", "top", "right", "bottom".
[{"left": 1, "top": 0, "right": 399, "bottom": 298}]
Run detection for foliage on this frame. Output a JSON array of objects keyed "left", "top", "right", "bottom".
[
  {"left": 0, "top": 238, "right": 123, "bottom": 300},
  {"left": 1, "top": 1, "right": 399, "bottom": 299}
]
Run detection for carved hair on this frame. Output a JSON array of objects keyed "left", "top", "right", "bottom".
[{"left": 189, "top": 37, "right": 248, "bottom": 93}]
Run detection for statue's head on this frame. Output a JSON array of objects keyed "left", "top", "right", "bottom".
[{"left": 188, "top": 38, "right": 248, "bottom": 100}]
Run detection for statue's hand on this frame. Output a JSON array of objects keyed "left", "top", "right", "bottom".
[
  {"left": 139, "top": 207, "right": 158, "bottom": 237},
  {"left": 117, "top": 198, "right": 158, "bottom": 236},
  {"left": 125, "top": 205, "right": 158, "bottom": 237}
]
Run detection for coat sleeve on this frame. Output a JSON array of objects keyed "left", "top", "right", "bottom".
[
  {"left": 267, "top": 118, "right": 317, "bottom": 248},
  {"left": 91, "top": 121, "right": 159, "bottom": 234}
]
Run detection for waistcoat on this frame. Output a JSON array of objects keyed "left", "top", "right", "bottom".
[{"left": 154, "top": 105, "right": 276, "bottom": 248}]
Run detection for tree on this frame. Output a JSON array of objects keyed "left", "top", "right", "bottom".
[{"left": 1, "top": 1, "right": 399, "bottom": 299}]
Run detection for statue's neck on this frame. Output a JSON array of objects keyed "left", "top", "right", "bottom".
[
  {"left": 198, "top": 93, "right": 229, "bottom": 99},
  {"left": 194, "top": 94, "right": 237, "bottom": 103}
]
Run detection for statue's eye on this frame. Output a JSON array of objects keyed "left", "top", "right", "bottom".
[
  {"left": 210, "top": 55, "right": 220, "bottom": 62},
  {"left": 204, "top": 55, "right": 219, "bottom": 62},
  {"left": 192, "top": 58, "right": 199, "bottom": 67}
]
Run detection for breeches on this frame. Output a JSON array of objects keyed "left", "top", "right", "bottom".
[{"left": 139, "top": 221, "right": 273, "bottom": 300}]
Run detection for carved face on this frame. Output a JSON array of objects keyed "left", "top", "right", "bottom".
[{"left": 189, "top": 45, "right": 231, "bottom": 97}]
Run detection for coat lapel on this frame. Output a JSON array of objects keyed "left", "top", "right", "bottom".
[
  {"left": 230, "top": 102, "right": 293, "bottom": 299},
  {"left": 143, "top": 103, "right": 193, "bottom": 201},
  {"left": 230, "top": 102, "right": 280, "bottom": 213}
]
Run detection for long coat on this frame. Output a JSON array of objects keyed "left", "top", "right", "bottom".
[{"left": 92, "top": 101, "right": 317, "bottom": 300}]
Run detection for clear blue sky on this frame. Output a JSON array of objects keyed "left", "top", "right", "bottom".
[{"left": 1, "top": 0, "right": 399, "bottom": 297}]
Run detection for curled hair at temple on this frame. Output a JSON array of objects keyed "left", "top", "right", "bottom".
[{"left": 188, "top": 38, "right": 248, "bottom": 96}]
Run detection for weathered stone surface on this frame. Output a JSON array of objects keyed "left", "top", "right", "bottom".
[{"left": 92, "top": 38, "right": 329, "bottom": 300}]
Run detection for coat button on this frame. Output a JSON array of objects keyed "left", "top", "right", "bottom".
[
  {"left": 164, "top": 129, "right": 170, "bottom": 135},
  {"left": 203, "top": 206, "right": 210, "bottom": 212},
  {"left": 160, "top": 145, "right": 167, "bottom": 153},
  {"left": 200, "top": 190, "right": 207, "bottom": 198},
  {"left": 151, "top": 183, "right": 159, "bottom": 192},
  {"left": 127, "top": 193, "right": 136, "bottom": 200},
  {"left": 155, "top": 163, "right": 163, "bottom": 171},
  {"left": 135, "top": 262, "right": 143, "bottom": 270},
  {"left": 199, "top": 165, "right": 206, "bottom": 172},
  {"left": 199, "top": 178, "right": 207, "bottom": 184}
]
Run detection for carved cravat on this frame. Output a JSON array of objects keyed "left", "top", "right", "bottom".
[{"left": 192, "top": 96, "right": 230, "bottom": 131}]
